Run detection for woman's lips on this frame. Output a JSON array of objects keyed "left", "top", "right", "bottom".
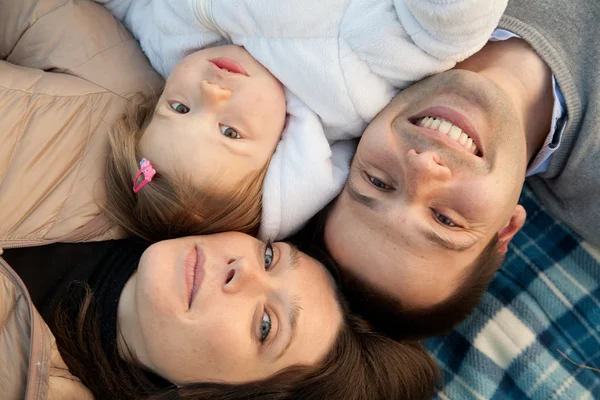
[
  {"left": 208, "top": 57, "right": 249, "bottom": 76},
  {"left": 184, "top": 244, "right": 205, "bottom": 309}
]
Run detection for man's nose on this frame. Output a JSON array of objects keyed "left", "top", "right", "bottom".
[
  {"left": 200, "top": 80, "right": 231, "bottom": 104},
  {"left": 405, "top": 149, "right": 451, "bottom": 197},
  {"left": 222, "top": 256, "right": 266, "bottom": 295}
]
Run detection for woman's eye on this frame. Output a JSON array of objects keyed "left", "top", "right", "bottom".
[
  {"left": 368, "top": 175, "right": 392, "bottom": 190},
  {"left": 264, "top": 242, "right": 274, "bottom": 270},
  {"left": 434, "top": 211, "right": 458, "bottom": 227},
  {"left": 220, "top": 125, "right": 241, "bottom": 139},
  {"left": 260, "top": 312, "right": 271, "bottom": 343},
  {"left": 170, "top": 102, "right": 190, "bottom": 114}
]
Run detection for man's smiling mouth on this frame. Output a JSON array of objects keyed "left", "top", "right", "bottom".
[{"left": 414, "top": 116, "right": 481, "bottom": 156}]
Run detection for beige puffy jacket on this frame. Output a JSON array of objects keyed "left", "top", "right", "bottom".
[
  {"left": 0, "top": 251, "right": 93, "bottom": 399},
  {"left": 0, "top": 0, "right": 162, "bottom": 249},
  {"left": 0, "top": 0, "right": 162, "bottom": 398}
]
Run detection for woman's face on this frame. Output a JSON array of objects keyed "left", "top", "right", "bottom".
[{"left": 117, "top": 233, "right": 342, "bottom": 384}]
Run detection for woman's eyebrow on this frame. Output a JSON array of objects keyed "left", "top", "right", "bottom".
[
  {"left": 288, "top": 243, "right": 301, "bottom": 270},
  {"left": 273, "top": 243, "right": 303, "bottom": 361},
  {"left": 274, "top": 295, "right": 301, "bottom": 362}
]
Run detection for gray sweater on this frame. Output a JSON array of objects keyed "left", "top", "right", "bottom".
[{"left": 499, "top": 0, "right": 600, "bottom": 246}]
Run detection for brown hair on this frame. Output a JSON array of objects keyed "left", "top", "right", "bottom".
[
  {"left": 302, "top": 205, "right": 505, "bottom": 340},
  {"left": 340, "top": 235, "right": 504, "bottom": 340},
  {"left": 104, "top": 92, "right": 268, "bottom": 242},
  {"left": 51, "top": 244, "right": 439, "bottom": 400}
]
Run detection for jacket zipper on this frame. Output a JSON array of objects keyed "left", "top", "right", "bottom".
[
  {"left": 0, "top": 214, "right": 111, "bottom": 398},
  {"left": 0, "top": 258, "right": 45, "bottom": 399},
  {"left": 195, "top": 0, "right": 231, "bottom": 42}
]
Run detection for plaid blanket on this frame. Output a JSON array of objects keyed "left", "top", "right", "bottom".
[{"left": 425, "top": 184, "right": 600, "bottom": 399}]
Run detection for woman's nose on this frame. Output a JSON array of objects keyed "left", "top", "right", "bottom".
[
  {"left": 405, "top": 150, "right": 451, "bottom": 197},
  {"left": 200, "top": 80, "right": 231, "bottom": 104},
  {"left": 222, "top": 257, "right": 265, "bottom": 294}
]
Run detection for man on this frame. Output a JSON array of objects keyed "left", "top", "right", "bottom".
[{"left": 324, "top": 0, "right": 600, "bottom": 338}]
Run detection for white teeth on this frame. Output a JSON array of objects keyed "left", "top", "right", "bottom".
[
  {"left": 438, "top": 120, "right": 452, "bottom": 134},
  {"left": 416, "top": 116, "right": 480, "bottom": 156},
  {"left": 448, "top": 125, "right": 462, "bottom": 140}
]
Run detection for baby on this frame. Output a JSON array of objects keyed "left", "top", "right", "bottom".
[
  {"left": 96, "top": 0, "right": 507, "bottom": 240},
  {"left": 103, "top": 45, "right": 287, "bottom": 241}
]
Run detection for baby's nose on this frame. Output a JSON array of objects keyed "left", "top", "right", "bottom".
[{"left": 200, "top": 80, "right": 231, "bottom": 103}]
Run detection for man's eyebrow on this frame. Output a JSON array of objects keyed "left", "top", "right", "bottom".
[
  {"left": 420, "top": 227, "right": 474, "bottom": 252},
  {"left": 346, "top": 180, "right": 380, "bottom": 211}
]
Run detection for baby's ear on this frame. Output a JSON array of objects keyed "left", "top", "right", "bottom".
[{"left": 497, "top": 205, "right": 526, "bottom": 253}]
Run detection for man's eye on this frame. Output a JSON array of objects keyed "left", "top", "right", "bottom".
[
  {"left": 170, "top": 102, "right": 190, "bottom": 114},
  {"left": 434, "top": 211, "right": 458, "bottom": 227},
  {"left": 264, "top": 242, "right": 274, "bottom": 270},
  {"left": 220, "top": 125, "right": 241, "bottom": 139},
  {"left": 260, "top": 312, "right": 271, "bottom": 343},
  {"left": 368, "top": 175, "right": 392, "bottom": 190}
]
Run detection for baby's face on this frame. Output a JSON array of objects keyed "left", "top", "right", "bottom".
[{"left": 140, "top": 45, "right": 286, "bottom": 192}]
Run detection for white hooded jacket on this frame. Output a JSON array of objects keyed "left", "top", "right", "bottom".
[{"left": 95, "top": 0, "right": 507, "bottom": 240}]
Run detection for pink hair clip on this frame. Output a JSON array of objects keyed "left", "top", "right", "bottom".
[{"left": 133, "top": 158, "right": 156, "bottom": 193}]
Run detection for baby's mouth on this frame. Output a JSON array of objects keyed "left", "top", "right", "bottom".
[{"left": 209, "top": 57, "right": 249, "bottom": 76}]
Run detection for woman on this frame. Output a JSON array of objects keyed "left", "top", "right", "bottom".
[{"left": 1, "top": 232, "right": 438, "bottom": 399}]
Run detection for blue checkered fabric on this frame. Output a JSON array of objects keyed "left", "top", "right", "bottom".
[{"left": 425, "top": 184, "right": 600, "bottom": 399}]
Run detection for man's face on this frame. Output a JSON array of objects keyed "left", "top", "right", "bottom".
[{"left": 325, "top": 69, "right": 528, "bottom": 309}]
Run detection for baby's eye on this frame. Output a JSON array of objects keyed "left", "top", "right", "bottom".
[
  {"left": 220, "top": 125, "right": 241, "bottom": 139},
  {"left": 368, "top": 175, "right": 393, "bottom": 191},
  {"left": 170, "top": 102, "right": 190, "bottom": 114}
]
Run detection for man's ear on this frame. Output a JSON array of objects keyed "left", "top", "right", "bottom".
[{"left": 497, "top": 205, "right": 526, "bottom": 253}]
